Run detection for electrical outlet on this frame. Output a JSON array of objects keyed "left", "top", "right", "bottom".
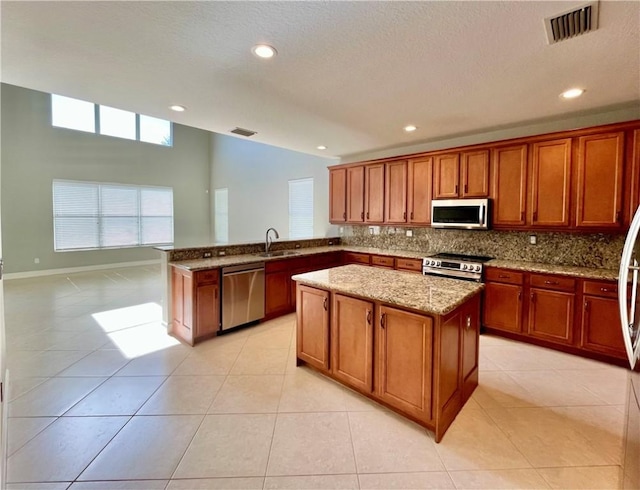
[
  {"left": 34, "top": 258, "right": 40, "bottom": 264},
  {"left": 203, "top": 251, "right": 213, "bottom": 258},
  {"left": 218, "top": 250, "right": 226, "bottom": 256},
  {"left": 295, "top": 243, "right": 301, "bottom": 249},
  {"left": 406, "top": 229, "right": 413, "bottom": 237},
  {"left": 529, "top": 235, "right": 537, "bottom": 245},
  {"left": 388, "top": 227, "right": 396, "bottom": 235},
  {"left": 368, "top": 226, "right": 381, "bottom": 235}
]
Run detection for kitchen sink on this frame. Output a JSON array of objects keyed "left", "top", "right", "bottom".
[{"left": 255, "top": 250, "right": 300, "bottom": 258}]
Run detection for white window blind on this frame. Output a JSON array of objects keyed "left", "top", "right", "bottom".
[
  {"left": 214, "top": 188, "right": 229, "bottom": 243},
  {"left": 53, "top": 180, "right": 173, "bottom": 251},
  {"left": 289, "top": 178, "right": 314, "bottom": 239}
]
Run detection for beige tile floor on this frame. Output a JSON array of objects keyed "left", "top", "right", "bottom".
[{"left": 4, "top": 266, "right": 629, "bottom": 489}]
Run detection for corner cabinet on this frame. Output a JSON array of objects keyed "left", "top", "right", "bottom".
[{"left": 170, "top": 266, "right": 220, "bottom": 346}]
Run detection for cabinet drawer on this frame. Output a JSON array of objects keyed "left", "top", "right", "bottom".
[
  {"left": 485, "top": 268, "right": 523, "bottom": 285},
  {"left": 583, "top": 280, "right": 618, "bottom": 298},
  {"left": 396, "top": 258, "right": 423, "bottom": 273},
  {"left": 194, "top": 269, "right": 219, "bottom": 284},
  {"left": 530, "top": 273, "right": 575, "bottom": 292},
  {"left": 371, "top": 255, "right": 394, "bottom": 268},
  {"left": 344, "top": 252, "right": 370, "bottom": 265}
]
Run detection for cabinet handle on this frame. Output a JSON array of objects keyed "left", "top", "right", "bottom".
[
  {"left": 518, "top": 291, "right": 522, "bottom": 301},
  {"left": 584, "top": 300, "right": 590, "bottom": 312},
  {"left": 464, "top": 184, "right": 468, "bottom": 194},
  {"left": 616, "top": 210, "right": 621, "bottom": 223},
  {"left": 410, "top": 211, "right": 414, "bottom": 220},
  {"left": 343, "top": 212, "right": 346, "bottom": 219},
  {"left": 530, "top": 292, "right": 535, "bottom": 302},
  {"left": 380, "top": 313, "right": 386, "bottom": 329},
  {"left": 600, "top": 287, "right": 615, "bottom": 293},
  {"left": 455, "top": 184, "right": 458, "bottom": 194},
  {"left": 366, "top": 211, "right": 370, "bottom": 219},
  {"left": 465, "top": 315, "right": 472, "bottom": 330},
  {"left": 544, "top": 280, "right": 559, "bottom": 285},
  {"left": 361, "top": 211, "right": 365, "bottom": 220},
  {"left": 366, "top": 310, "right": 372, "bottom": 325},
  {"left": 520, "top": 211, "right": 525, "bottom": 221},
  {"left": 533, "top": 211, "right": 538, "bottom": 222},
  {"left": 323, "top": 297, "right": 328, "bottom": 311},
  {"left": 403, "top": 212, "right": 407, "bottom": 220},
  {"left": 498, "top": 274, "right": 510, "bottom": 279}
]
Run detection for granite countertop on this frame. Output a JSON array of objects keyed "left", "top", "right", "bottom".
[
  {"left": 487, "top": 259, "right": 619, "bottom": 281},
  {"left": 292, "top": 264, "right": 483, "bottom": 316}
]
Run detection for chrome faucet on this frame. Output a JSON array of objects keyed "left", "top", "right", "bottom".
[{"left": 265, "top": 227, "right": 279, "bottom": 253}]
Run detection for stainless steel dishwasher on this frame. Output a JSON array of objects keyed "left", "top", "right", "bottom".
[{"left": 221, "top": 262, "right": 265, "bottom": 331}]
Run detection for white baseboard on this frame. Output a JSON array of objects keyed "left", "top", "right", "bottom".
[{"left": 3, "top": 259, "right": 161, "bottom": 280}]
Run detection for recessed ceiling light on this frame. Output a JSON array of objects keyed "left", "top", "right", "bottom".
[
  {"left": 317, "top": 145, "right": 327, "bottom": 150},
  {"left": 404, "top": 125, "right": 417, "bottom": 132},
  {"left": 560, "top": 88, "right": 584, "bottom": 99},
  {"left": 169, "top": 105, "right": 186, "bottom": 112},
  {"left": 251, "top": 44, "right": 277, "bottom": 59}
]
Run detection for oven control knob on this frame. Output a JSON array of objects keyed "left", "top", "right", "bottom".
[
  {"left": 436, "top": 260, "right": 441, "bottom": 266},
  {"left": 429, "top": 260, "right": 435, "bottom": 266},
  {"left": 462, "top": 264, "right": 468, "bottom": 270},
  {"left": 475, "top": 265, "right": 481, "bottom": 271}
]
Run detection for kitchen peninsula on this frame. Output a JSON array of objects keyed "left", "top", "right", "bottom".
[{"left": 292, "top": 264, "right": 483, "bottom": 442}]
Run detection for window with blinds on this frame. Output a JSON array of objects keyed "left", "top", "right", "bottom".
[
  {"left": 214, "top": 188, "right": 229, "bottom": 243},
  {"left": 289, "top": 178, "right": 314, "bottom": 239},
  {"left": 53, "top": 180, "right": 174, "bottom": 251}
]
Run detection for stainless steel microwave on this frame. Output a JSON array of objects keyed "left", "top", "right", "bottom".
[{"left": 431, "top": 199, "right": 490, "bottom": 230}]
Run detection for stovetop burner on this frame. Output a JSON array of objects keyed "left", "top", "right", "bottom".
[{"left": 431, "top": 253, "right": 494, "bottom": 263}]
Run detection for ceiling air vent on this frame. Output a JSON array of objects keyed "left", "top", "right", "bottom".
[
  {"left": 230, "top": 127, "right": 257, "bottom": 137},
  {"left": 544, "top": 1, "right": 599, "bottom": 44}
]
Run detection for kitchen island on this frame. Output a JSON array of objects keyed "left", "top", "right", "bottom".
[{"left": 292, "top": 264, "right": 483, "bottom": 442}]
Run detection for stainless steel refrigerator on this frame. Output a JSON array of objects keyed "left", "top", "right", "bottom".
[{"left": 618, "top": 206, "right": 640, "bottom": 488}]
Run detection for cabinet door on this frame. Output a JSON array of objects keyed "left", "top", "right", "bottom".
[
  {"left": 384, "top": 160, "right": 408, "bottom": 223},
  {"left": 365, "top": 163, "right": 385, "bottom": 222},
  {"left": 581, "top": 296, "right": 627, "bottom": 358},
  {"left": 296, "top": 285, "right": 330, "bottom": 371},
  {"left": 528, "top": 288, "right": 574, "bottom": 344},
  {"left": 433, "top": 153, "right": 460, "bottom": 198},
  {"left": 576, "top": 132, "right": 625, "bottom": 229},
  {"left": 331, "top": 294, "right": 374, "bottom": 392},
  {"left": 461, "top": 150, "right": 489, "bottom": 198},
  {"left": 461, "top": 295, "right": 480, "bottom": 402},
  {"left": 346, "top": 166, "right": 365, "bottom": 223},
  {"left": 171, "top": 268, "right": 194, "bottom": 344},
  {"left": 530, "top": 139, "right": 572, "bottom": 227},
  {"left": 483, "top": 282, "right": 523, "bottom": 333},
  {"left": 377, "top": 306, "right": 433, "bottom": 422},
  {"left": 195, "top": 284, "right": 219, "bottom": 339},
  {"left": 491, "top": 145, "right": 527, "bottom": 226},
  {"left": 407, "top": 157, "right": 432, "bottom": 224},
  {"left": 329, "top": 168, "right": 347, "bottom": 223},
  {"left": 265, "top": 271, "right": 291, "bottom": 317}
]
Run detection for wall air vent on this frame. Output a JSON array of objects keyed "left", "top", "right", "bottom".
[
  {"left": 544, "top": 1, "right": 599, "bottom": 44},
  {"left": 230, "top": 127, "right": 257, "bottom": 137}
]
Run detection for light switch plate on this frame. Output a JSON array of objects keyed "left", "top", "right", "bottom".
[
  {"left": 406, "top": 229, "right": 413, "bottom": 237},
  {"left": 529, "top": 235, "right": 537, "bottom": 245}
]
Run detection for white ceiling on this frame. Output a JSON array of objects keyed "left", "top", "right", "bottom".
[{"left": 2, "top": 1, "right": 639, "bottom": 159}]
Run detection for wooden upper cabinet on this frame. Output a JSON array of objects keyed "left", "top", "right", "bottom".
[
  {"left": 576, "top": 132, "right": 625, "bottom": 229},
  {"left": 461, "top": 150, "right": 489, "bottom": 197},
  {"left": 329, "top": 168, "right": 347, "bottom": 223},
  {"left": 384, "top": 160, "right": 408, "bottom": 223},
  {"left": 365, "top": 163, "right": 385, "bottom": 223},
  {"left": 433, "top": 153, "right": 460, "bottom": 198},
  {"left": 346, "top": 166, "right": 365, "bottom": 223},
  {"left": 491, "top": 145, "right": 528, "bottom": 227},
  {"left": 530, "top": 139, "right": 572, "bottom": 227},
  {"left": 407, "top": 157, "right": 432, "bottom": 224}
]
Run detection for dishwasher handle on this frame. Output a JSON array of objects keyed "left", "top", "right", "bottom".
[{"left": 222, "top": 262, "right": 265, "bottom": 275}]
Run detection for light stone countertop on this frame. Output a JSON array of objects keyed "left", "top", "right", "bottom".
[
  {"left": 292, "top": 264, "right": 483, "bottom": 316},
  {"left": 486, "top": 259, "right": 619, "bottom": 281}
]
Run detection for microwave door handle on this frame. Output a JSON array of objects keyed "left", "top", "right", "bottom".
[{"left": 479, "top": 204, "right": 485, "bottom": 226}]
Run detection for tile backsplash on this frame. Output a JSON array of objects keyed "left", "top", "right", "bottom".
[{"left": 341, "top": 226, "right": 624, "bottom": 269}]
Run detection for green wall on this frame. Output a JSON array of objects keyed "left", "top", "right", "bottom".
[{"left": 1, "top": 84, "right": 212, "bottom": 274}]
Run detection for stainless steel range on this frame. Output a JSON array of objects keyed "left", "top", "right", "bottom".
[{"left": 422, "top": 253, "right": 494, "bottom": 282}]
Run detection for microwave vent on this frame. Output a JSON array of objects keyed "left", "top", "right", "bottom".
[
  {"left": 544, "top": 1, "right": 599, "bottom": 44},
  {"left": 230, "top": 127, "right": 257, "bottom": 137}
]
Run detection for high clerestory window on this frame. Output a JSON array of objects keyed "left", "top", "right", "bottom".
[
  {"left": 51, "top": 94, "right": 173, "bottom": 146},
  {"left": 53, "top": 180, "right": 174, "bottom": 251}
]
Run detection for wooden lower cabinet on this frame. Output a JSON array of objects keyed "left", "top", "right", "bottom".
[
  {"left": 170, "top": 266, "right": 220, "bottom": 346},
  {"left": 296, "top": 285, "right": 330, "bottom": 371},
  {"left": 581, "top": 294, "right": 627, "bottom": 359},
  {"left": 377, "top": 306, "right": 433, "bottom": 422},
  {"left": 528, "top": 288, "right": 574, "bottom": 344},
  {"left": 265, "top": 270, "right": 291, "bottom": 318},
  {"left": 483, "top": 282, "right": 523, "bottom": 333},
  {"left": 332, "top": 294, "right": 374, "bottom": 392},
  {"left": 295, "top": 283, "right": 481, "bottom": 442}
]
